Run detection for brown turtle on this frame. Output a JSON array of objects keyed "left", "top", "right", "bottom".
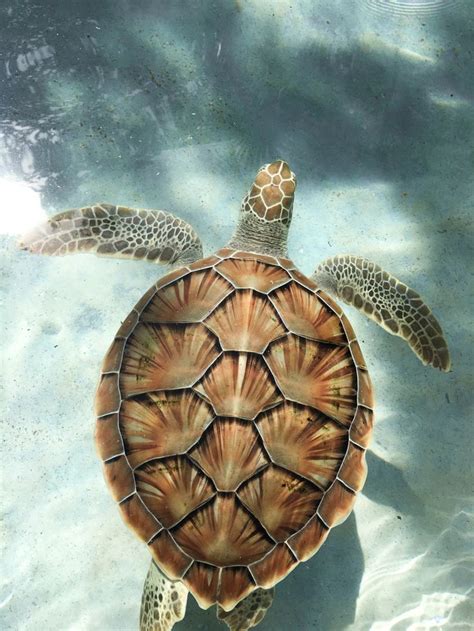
[{"left": 20, "top": 160, "right": 450, "bottom": 631}]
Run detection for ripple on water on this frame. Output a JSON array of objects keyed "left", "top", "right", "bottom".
[{"left": 357, "top": 506, "right": 473, "bottom": 630}]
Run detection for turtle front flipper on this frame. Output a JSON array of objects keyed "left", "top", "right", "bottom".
[
  {"left": 140, "top": 561, "right": 188, "bottom": 631},
  {"left": 216, "top": 588, "right": 274, "bottom": 631},
  {"left": 312, "top": 255, "right": 451, "bottom": 371},
  {"left": 19, "top": 203, "right": 203, "bottom": 265}
]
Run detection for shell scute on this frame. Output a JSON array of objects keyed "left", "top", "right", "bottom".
[
  {"left": 141, "top": 269, "right": 232, "bottom": 323},
  {"left": 270, "top": 282, "right": 347, "bottom": 343},
  {"left": 350, "top": 340, "right": 366, "bottom": 368},
  {"left": 189, "top": 419, "right": 269, "bottom": 491},
  {"left": 237, "top": 466, "right": 323, "bottom": 542},
  {"left": 350, "top": 406, "right": 374, "bottom": 448},
  {"left": 148, "top": 530, "right": 193, "bottom": 580},
  {"left": 205, "top": 290, "right": 286, "bottom": 353},
  {"left": 288, "top": 268, "right": 318, "bottom": 291},
  {"left": 101, "top": 337, "right": 126, "bottom": 373},
  {"left": 172, "top": 494, "right": 274, "bottom": 566},
  {"left": 183, "top": 562, "right": 220, "bottom": 609},
  {"left": 119, "top": 390, "right": 214, "bottom": 468},
  {"left": 357, "top": 368, "right": 374, "bottom": 408},
  {"left": 116, "top": 310, "right": 139, "bottom": 339},
  {"left": 103, "top": 455, "right": 135, "bottom": 502},
  {"left": 250, "top": 544, "right": 298, "bottom": 589},
  {"left": 341, "top": 314, "right": 357, "bottom": 342},
  {"left": 135, "top": 456, "right": 215, "bottom": 528},
  {"left": 95, "top": 373, "right": 120, "bottom": 417},
  {"left": 277, "top": 256, "right": 296, "bottom": 270},
  {"left": 95, "top": 414, "right": 123, "bottom": 461},
  {"left": 120, "top": 323, "right": 221, "bottom": 396},
  {"left": 193, "top": 352, "right": 283, "bottom": 420},
  {"left": 338, "top": 442, "right": 368, "bottom": 492},
  {"left": 218, "top": 568, "right": 256, "bottom": 612},
  {"left": 318, "top": 480, "right": 357, "bottom": 527},
  {"left": 316, "top": 289, "right": 344, "bottom": 317},
  {"left": 118, "top": 493, "right": 161, "bottom": 542},
  {"left": 155, "top": 266, "right": 189, "bottom": 290},
  {"left": 256, "top": 402, "right": 348, "bottom": 490},
  {"left": 264, "top": 335, "right": 358, "bottom": 425},
  {"left": 216, "top": 257, "right": 290, "bottom": 293},
  {"left": 287, "top": 515, "right": 329, "bottom": 562},
  {"left": 215, "top": 247, "right": 236, "bottom": 258},
  {"left": 230, "top": 251, "right": 279, "bottom": 266},
  {"left": 133, "top": 284, "right": 158, "bottom": 315},
  {"left": 188, "top": 254, "right": 222, "bottom": 271}
]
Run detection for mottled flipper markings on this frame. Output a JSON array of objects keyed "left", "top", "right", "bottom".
[
  {"left": 217, "top": 588, "right": 274, "bottom": 631},
  {"left": 140, "top": 561, "right": 188, "bottom": 631},
  {"left": 19, "top": 203, "right": 203, "bottom": 265},
  {"left": 312, "top": 255, "right": 450, "bottom": 371}
]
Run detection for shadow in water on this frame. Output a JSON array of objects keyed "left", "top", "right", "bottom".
[{"left": 364, "top": 451, "right": 425, "bottom": 517}]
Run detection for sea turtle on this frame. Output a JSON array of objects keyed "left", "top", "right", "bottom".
[{"left": 20, "top": 160, "right": 450, "bottom": 631}]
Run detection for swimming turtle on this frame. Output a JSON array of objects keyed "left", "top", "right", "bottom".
[{"left": 20, "top": 160, "right": 450, "bottom": 631}]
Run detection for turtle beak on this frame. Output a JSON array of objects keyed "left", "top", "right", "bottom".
[
  {"left": 262, "top": 161, "right": 296, "bottom": 198},
  {"left": 267, "top": 160, "right": 295, "bottom": 180}
]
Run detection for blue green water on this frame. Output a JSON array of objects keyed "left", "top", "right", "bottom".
[{"left": 1, "top": 1, "right": 473, "bottom": 629}]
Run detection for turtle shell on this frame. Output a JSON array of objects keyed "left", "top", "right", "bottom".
[{"left": 95, "top": 248, "right": 374, "bottom": 612}]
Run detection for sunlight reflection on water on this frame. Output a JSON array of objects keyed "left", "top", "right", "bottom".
[
  {"left": 357, "top": 506, "right": 474, "bottom": 629},
  {"left": 0, "top": 178, "right": 46, "bottom": 235}
]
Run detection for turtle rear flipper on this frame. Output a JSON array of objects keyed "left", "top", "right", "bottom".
[
  {"left": 217, "top": 588, "right": 274, "bottom": 631},
  {"left": 19, "top": 203, "right": 203, "bottom": 265},
  {"left": 312, "top": 255, "right": 450, "bottom": 371},
  {"left": 140, "top": 561, "right": 188, "bottom": 631}
]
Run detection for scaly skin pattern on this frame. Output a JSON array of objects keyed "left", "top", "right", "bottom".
[
  {"left": 140, "top": 561, "right": 188, "bottom": 631},
  {"left": 313, "top": 255, "right": 450, "bottom": 371},
  {"left": 217, "top": 588, "right": 275, "bottom": 631},
  {"left": 227, "top": 160, "right": 296, "bottom": 258},
  {"left": 19, "top": 203, "right": 203, "bottom": 265}
]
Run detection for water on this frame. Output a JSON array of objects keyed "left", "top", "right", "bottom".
[{"left": 1, "top": 1, "right": 473, "bottom": 629}]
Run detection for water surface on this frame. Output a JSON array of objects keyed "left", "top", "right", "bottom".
[{"left": 1, "top": 1, "right": 473, "bottom": 629}]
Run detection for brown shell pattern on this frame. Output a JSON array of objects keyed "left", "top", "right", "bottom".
[{"left": 95, "top": 249, "right": 374, "bottom": 612}]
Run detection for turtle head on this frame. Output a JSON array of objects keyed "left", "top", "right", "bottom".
[
  {"left": 227, "top": 160, "right": 296, "bottom": 257},
  {"left": 245, "top": 160, "right": 296, "bottom": 224}
]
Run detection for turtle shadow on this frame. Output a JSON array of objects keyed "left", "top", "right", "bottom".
[
  {"left": 363, "top": 451, "right": 426, "bottom": 517},
  {"left": 180, "top": 513, "right": 363, "bottom": 631}
]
